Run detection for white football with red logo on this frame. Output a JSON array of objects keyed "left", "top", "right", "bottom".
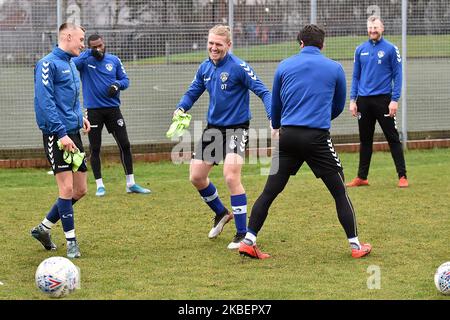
[
  {"left": 35, "top": 256, "right": 80, "bottom": 298},
  {"left": 434, "top": 261, "right": 450, "bottom": 295}
]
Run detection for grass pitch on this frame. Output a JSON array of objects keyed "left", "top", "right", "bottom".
[{"left": 0, "top": 148, "right": 449, "bottom": 300}]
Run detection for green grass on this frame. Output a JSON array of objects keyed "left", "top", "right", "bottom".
[
  {"left": 136, "top": 34, "right": 450, "bottom": 64},
  {"left": 0, "top": 148, "right": 449, "bottom": 299}
]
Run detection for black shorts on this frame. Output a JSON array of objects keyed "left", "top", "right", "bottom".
[
  {"left": 43, "top": 132, "right": 88, "bottom": 174},
  {"left": 193, "top": 122, "right": 249, "bottom": 165},
  {"left": 270, "top": 126, "right": 342, "bottom": 178},
  {"left": 86, "top": 107, "right": 126, "bottom": 134},
  {"left": 356, "top": 94, "right": 401, "bottom": 144}
]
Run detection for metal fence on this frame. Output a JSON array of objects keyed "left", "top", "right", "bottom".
[{"left": 0, "top": 0, "right": 449, "bottom": 153}]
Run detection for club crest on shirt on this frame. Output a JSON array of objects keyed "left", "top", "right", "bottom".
[
  {"left": 377, "top": 50, "right": 385, "bottom": 59},
  {"left": 229, "top": 135, "right": 238, "bottom": 149},
  {"left": 220, "top": 72, "right": 229, "bottom": 83},
  {"left": 105, "top": 63, "right": 113, "bottom": 72}
]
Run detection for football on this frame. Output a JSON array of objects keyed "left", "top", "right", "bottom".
[
  {"left": 434, "top": 262, "right": 450, "bottom": 295},
  {"left": 35, "top": 256, "right": 80, "bottom": 298}
]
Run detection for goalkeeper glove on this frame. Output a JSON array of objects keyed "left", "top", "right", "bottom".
[
  {"left": 107, "top": 84, "right": 119, "bottom": 97},
  {"left": 57, "top": 140, "right": 85, "bottom": 172},
  {"left": 166, "top": 109, "right": 192, "bottom": 138}
]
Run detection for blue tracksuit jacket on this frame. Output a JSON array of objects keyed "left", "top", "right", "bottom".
[
  {"left": 350, "top": 37, "right": 402, "bottom": 101},
  {"left": 177, "top": 53, "right": 271, "bottom": 126},
  {"left": 271, "top": 46, "right": 347, "bottom": 130},
  {"left": 72, "top": 49, "right": 129, "bottom": 108},
  {"left": 34, "top": 46, "right": 83, "bottom": 138}
]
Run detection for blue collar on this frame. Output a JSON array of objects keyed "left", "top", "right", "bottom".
[
  {"left": 369, "top": 37, "right": 384, "bottom": 45},
  {"left": 300, "top": 46, "right": 321, "bottom": 55},
  {"left": 52, "top": 46, "right": 75, "bottom": 61},
  {"left": 209, "top": 53, "right": 231, "bottom": 67}
]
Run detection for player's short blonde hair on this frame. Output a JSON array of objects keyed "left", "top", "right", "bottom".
[
  {"left": 209, "top": 25, "right": 232, "bottom": 43},
  {"left": 59, "top": 22, "right": 85, "bottom": 34}
]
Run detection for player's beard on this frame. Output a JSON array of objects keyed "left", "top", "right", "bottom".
[
  {"left": 369, "top": 32, "right": 381, "bottom": 41},
  {"left": 99, "top": 46, "right": 107, "bottom": 59}
]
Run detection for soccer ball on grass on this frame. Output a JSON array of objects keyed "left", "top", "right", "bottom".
[
  {"left": 434, "top": 261, "right": 450, "bottom": 295},
  {"left": 35, "top": 256, "right": 80, "bottom": 298}
]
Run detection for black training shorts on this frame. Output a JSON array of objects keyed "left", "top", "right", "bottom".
[
  {"left": 43, "top": 132, "right": 87, "bottom": 174},
  {"left": 193, "top": 122, "right": 249, "bottom": 165},
  {"left": 269, "top": 126, "right": 342, "bottom": 178},
  {"left": 86, "top": 107, "right": 126, "bottom": 134}
]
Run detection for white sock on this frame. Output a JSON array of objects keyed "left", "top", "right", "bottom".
[
  {"left": 65, "top": 229, "right": 76, "bottom": 241},
  {"left": 245, "top": 232, "right": 257, "bottom": 245},
  {"left": 95, "top": 178, "right": 104, "bottom": 189},
  {"left": 348, "top": 237, "right": 361, "bottom": 249},
  {"left": 41, "top": 218, "right": 54, "bottom": 232},
  {"left": 126, "top": 174, "right": 135, "bottom": 187}
]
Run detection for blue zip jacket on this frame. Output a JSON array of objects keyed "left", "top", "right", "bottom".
[
  {"left": 351, "top": 37, "right": 402, "bottom": 101},
  {"left": 72, "top": 49, "right": 129, "bottom": 108},
  {"left": 177, "top": 53, "right": 271, "bottom": 126},
  {"left": 271, "top": 46, "right": 346, "bottom": 130},
  {"left": 34, "top": 46, "right": 83, "bottom": 138}
]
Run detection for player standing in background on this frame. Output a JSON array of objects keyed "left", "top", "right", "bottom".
[
  {"left": 347, "top": 16, "right": 408, "bottom": 188},
  {"left": 239, "top": 24, "right": 372, "bottom": 259},
  {"left": 73, "top": 34, "right": 150, "bottom": 196},
  {"left": 31, "top": 23, "right": 90, "bottom": 259},
  {"left": 174, "top": 25, "right": 272, "bottom": 249}
]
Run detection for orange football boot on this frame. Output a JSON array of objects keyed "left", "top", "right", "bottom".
[
  {"left": 239, "top": 241, "right": 271, "bottom": 259},
  {"left": 346, "top": 177, "right": 369, "bottom": 187},
  {"left": 351, "top": 243, "right": 372, "bottom": 258},
  {"left": 398, "top": 176, "right": 409, "bottom": 188}
]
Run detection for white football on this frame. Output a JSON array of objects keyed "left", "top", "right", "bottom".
[
  {"left": 35, "top": 256, "right": 80, "bottom": 298},
  {"left": 434, "top": 261, "right": 450, "bottom": 295}
]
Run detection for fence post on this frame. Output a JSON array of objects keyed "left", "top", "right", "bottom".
[
  {"left": 57, "top": 0, "right": 63, "bottom": 32},
  {"left": 311, "top": 0, "right": 317, "bottom": 24},
  {"left": 401, "top": 0, "right": 408, "bottom": 149},
  {"left": 229, "top": 0, "right": 234, "bottom": 53}
]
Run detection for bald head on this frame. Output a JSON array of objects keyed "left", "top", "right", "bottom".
[{"left": 58, "top": 22, "right": 86, "bottom": 56}]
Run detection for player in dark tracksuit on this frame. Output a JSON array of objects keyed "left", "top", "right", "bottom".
[
  {"left": 73, "top": 34, "right": 150, "bottom": 196},
  {"left": 239, "top": 24, "right": 372, "bottom": 259},
  {"left": 347, "top": 16, "right": 408, "bottom": 188}
]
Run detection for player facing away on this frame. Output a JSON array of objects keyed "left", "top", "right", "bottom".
[
  {"left": 174, "top": 25, "right": 272, "bottom": 249},
  {"left": 72, "top": 34, "right": 150, "bottom": 197},
  {"left": 239, "top": 24, "right": 372, "bottom": 259},
  {"left": 347, "top": 16, "right": 408, "bottom": 188},
  {"left": 31, "top": 23, "right": 90, "bottom": 259}
]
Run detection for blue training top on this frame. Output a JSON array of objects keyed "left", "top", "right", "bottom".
[
  {"left": 72, "top": 49, "right": 129, "bottom": 108},
  {"left": 177, "top": 53, "right": 271, "bottom": 126},
  {"left": 34, "top": 46, "right": 83, "bottom": 138},
  {"left": 271, "top": 46, "right": 347, "bottom": 130},
  {"left": 350, "top": 37, "right": 402, "bottom": 101}
]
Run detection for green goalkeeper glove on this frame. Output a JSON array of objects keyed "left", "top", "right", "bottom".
[
  {"left": 57, "top": 140, "right": 85, "bottom": 172},
  {"left": 166, "top": 109, "right": 192, "bottom": 138}
]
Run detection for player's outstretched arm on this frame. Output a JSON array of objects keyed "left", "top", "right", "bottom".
[
  {"left": 239, "top": 61, "right": 272, "bottom": 119},
  {"left": 176, "top": 65, "right": 206, "bottom": 113}
]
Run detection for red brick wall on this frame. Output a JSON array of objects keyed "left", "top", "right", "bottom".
[{"left": 1, "top": 139, "right": 449, "bottom": 168}]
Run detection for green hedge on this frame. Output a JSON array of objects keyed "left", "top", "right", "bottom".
[{"left": 136, "top": 34, "right": 450, "bottom": 64}]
